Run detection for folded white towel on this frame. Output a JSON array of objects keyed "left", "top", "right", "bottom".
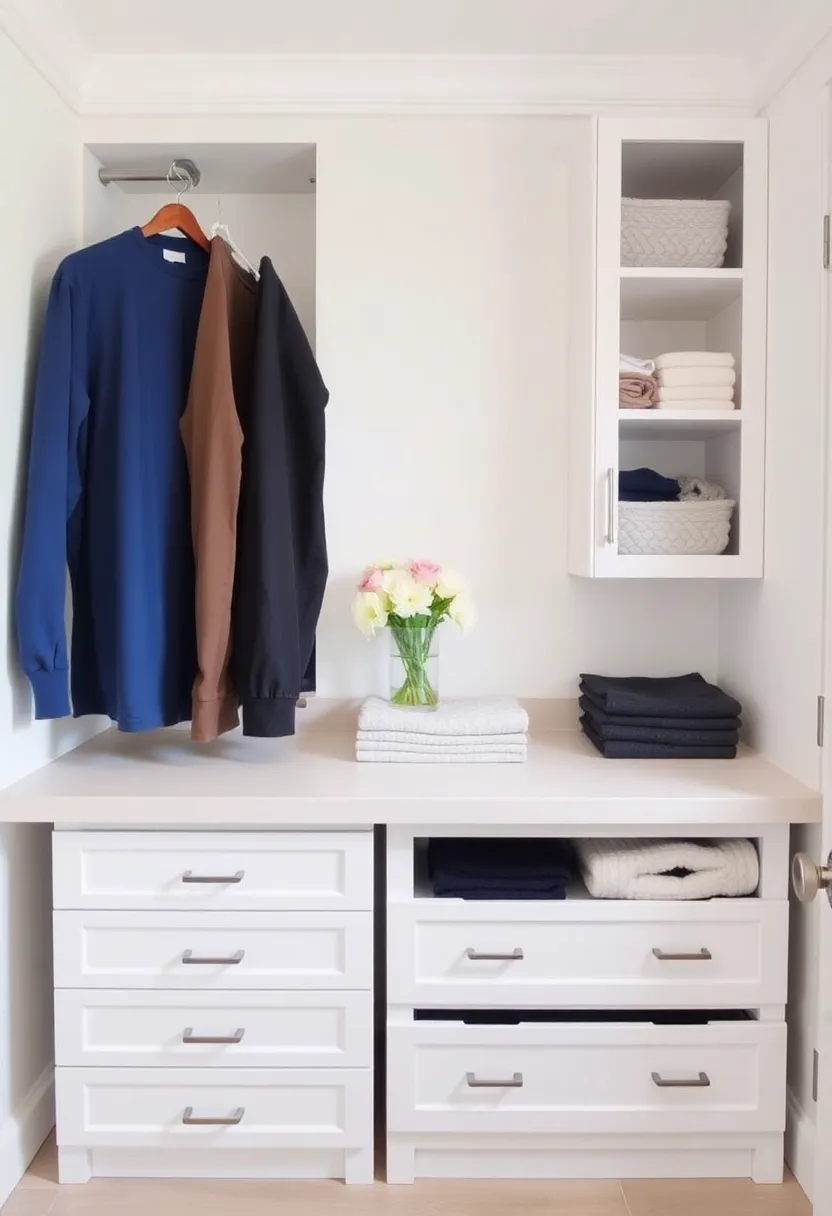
[
  {"left": 658, "top": 367, "right": 736, "bottom": 389},
  {"left": 357, "top": 696, "right": 529, "bottom": 737},
  {"left": 356, "top": 749, "right": 526, "bottom": 764},
  {"left": 358, "top": 739, "right": 527, "bottom": 755},
  {"left": 655, "top": 351, "right": 735, "bottom": 371},
  {"left": 357, "top": 729, "right": 527, "bottom": 747},
  {"left": 574, "top": 838, "right": 758, "bottom": 900},
  {"left": 620, "top": 353, "right": 656, "bottom": 375},
  {"left": 658, "top": 385, "right": 734, "bottom": 402},
  {"left": 656, "top": 400, "right": 736, "bottom": 411}
]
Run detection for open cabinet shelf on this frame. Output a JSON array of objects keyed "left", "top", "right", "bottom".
[{"left": 618, "top": 411, "right": 742, "bottom": 439}]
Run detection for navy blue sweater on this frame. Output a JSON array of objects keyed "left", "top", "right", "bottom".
[{"left": 15, "top": 228, "right": 209, "bottom": 731}]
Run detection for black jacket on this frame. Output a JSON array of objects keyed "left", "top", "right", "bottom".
[{"left": 232, "top": 258, "right": 329, "bottom": 737}]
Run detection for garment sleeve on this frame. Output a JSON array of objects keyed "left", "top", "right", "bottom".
[{"left": 15, "top": 271, "right": 88, "bottom": 719}]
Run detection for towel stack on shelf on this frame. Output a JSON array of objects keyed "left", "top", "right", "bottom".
[
  {"left": 428, "top": 837, "right": 574, "bottom": 899},
  {"left": 619, "top": 353, "right": 658, "bottom": 409},
  {"left": 655, "top": 351, "right": 736, "bottom": 411},
  {"left": 579, "top": 673, "right": 742, "bottom": 759},
  {"left": 356, "top": 696, "right": 529, "bottom": 763},
  {"left": 574, "top": 838, "right": 759, "bottom": 900}
]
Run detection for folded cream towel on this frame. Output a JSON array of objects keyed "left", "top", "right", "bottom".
[
  {"left": 656, "top": 400, "right": 736, "bottom": 411},
  {"left": 358, "top": 696, "right": 529, "bottom": 736},
  {"left": 620, "top": 353, "right": 656, "bottom": 375},
  {"left": 658, "top": 385, "right": 734, "bottom": 402},
  {"left": 356, "top": 749, "right": 526, "bottom": 764},
  {"left": 357, "top": 729, "right": 527, "bottom": 747},
  {"left": 574, "top": 838, "right": 759, "bottom": 900},
  {"left": 655, "top": 351, "right": 735, "bottom": 371},
  {"left": 619, "top": 373, "right": 658, "bottom": 409},
  {"left": 658, "top": 367, "right": 736, "bottom": 389},
  {"left": 358, "top": 739, "right": 527, "bottom": 755}
]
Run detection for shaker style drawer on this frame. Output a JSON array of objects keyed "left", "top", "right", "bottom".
[
  {"left": 55, "top": 1066, "right": 373, "bottom": 1150},
  {"left": 53, "top": 831, "right": 374, "bottom": 912},
  {"left": 387, "top": 1020, "right": 786, "bottom": 1136},
  {"left": 54, "top": 989, "right": 373, "bottom": 1069},
  {"left": 387, "top": 900, "right": 787, "bottom": 1007},
  {"left": 54, "top": 911, "right": 373, "bottom": 990}
]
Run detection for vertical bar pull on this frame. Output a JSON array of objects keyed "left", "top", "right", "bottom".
[{"left": 606, "top": 468, "right": 617, "bottom": 545}]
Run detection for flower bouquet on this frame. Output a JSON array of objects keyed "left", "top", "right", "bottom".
[{"left": 352, "top": 560, "right": 476, "bottom": 708}]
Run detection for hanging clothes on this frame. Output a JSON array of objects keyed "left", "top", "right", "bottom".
[
  {"left": 232, "top": 256, "right": 329, "bottom": 738},
  {"left": 15, "top": 228, "right": 209, "bottom": 731},
  {"left": 180, "top": 237, "right": 256, "bottom": 742}
]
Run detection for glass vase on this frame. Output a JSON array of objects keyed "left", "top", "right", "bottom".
[{"left": 389, "top": 623, "right": 439, "bottom": 709}]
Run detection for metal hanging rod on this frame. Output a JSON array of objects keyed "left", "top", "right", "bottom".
[{"left": 98, "top": 158, "right": 201, "bottom": 189}]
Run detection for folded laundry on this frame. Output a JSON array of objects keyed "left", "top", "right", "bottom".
[
  {"left": 579, "top": 693, "right": 740, "bottom": 733},
  {"left": 357, "top": 695, "right": 528, "bottom": 736},
  {"left": 581, "top": 716, "right": 737, "bottom": 759},
  {"left": 357, "top": 729, "right": 528, "bottom": 747},
  {"left": 657, "top": 366, "right": 737, "bottom": 389},
  {"left": 574, "top": 837, "right": 759, "bottom": 899},
  {"left": 357, "top": 739, "right": 527, "bottom": 755},
  {"left": 656, "top": 399, "right": 736, "bottom": 411},
  {"left": 677, "top": 476, "right": 727, "bottom": 502},
  {"left": 618, "top": 468, "right": 680, "bottom": 502},
  {"left": 620, "top": 353, "right": 656, "bottom": 375},
  {"left": 579, "top": 712, "right": 738, "bottom": 748},
  {"left": 579, "top": 673, "right": 742, "bottom": 720},
  {"left": 356, "top": 749, "right": 525, "bottom": 763},
  {"left": 657, "top": 385, "right": 735, "bottom": 402},
  {"left": 619, "top": 373, "right": 659, "bottom": 408},
  {"left": 655, "top": 351, "right": 735, "bottom": 371},
  {"left": 428, "top": 837, "right": 573, "bottom": 900}
]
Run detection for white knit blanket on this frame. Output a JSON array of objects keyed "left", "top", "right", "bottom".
[
  {"left": 357, "top": 696, "right": 529, "bottom": 736},
  {"left": 574, "top": 838, "right": 759, "bottom": 900},
  {"left": 655, "top": 351, "right": 735, "bottom": 371}
]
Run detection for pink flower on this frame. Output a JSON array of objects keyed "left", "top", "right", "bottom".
[
  {"left": 358, "top": 567, "right": 383, "bottom": 592},
  {"left": 409, "top": 559, "right": 442, "bottom": 586}
]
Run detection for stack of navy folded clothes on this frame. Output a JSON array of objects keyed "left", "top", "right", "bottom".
[
  {"left": 428, "top": 837, "right": 574, "bottom": 899},
  {"left": 579, "top": 673, "right": 742, "bottom": 760}
]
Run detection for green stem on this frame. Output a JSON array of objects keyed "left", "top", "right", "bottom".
[{"left": 390, "top": 625, "right": 437, "bottom": 707}]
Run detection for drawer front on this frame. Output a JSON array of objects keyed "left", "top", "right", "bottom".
[
  {"left": 55, "top": 990, "right": 373, "bottom": 1068},
  {"left": 387, "top": 1021, "right": 786, "bottom": 1135},
  {"left": 55, "top": 1067, "right": 373, "bottom": 1149},
  {"left": 388, "top": 900, "right": 787, "bottom": 1007},
  {"left": 54, "top": 911, "right": 372, "bottom": 990},
  {"left": 53, "top": 831, "right": 373, "bottom": 911}
]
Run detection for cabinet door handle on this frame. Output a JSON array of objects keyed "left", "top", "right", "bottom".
[
  {"left": 466, "top": 1072, "right": 523, "bottom": 1089},
  {"left": 181, "top": 950, "right": 245, "bottom": 965},
  {"left": 182, "top": 870, "right": 245, "bottom": 884},
  {"left": 465, "top": 948, "right": 524, "bottom": 961},
  {"left": 182, "top": 1028, "right": 245, "bottom": 1044},
  {"left": 651, "top": 1072, "right": 710, "bottom": 1088},
  {"left": 606, "top": 467, "right": 617, "bottom": 545},
  {"left": 182, "top": 1106, "right": 245, "bottom": 1125},
  {"left": 652, "top": 948, "right": 712, "bottom": 962}
]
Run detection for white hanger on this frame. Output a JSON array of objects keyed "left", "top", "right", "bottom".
[{"left": 210, "top": 199, "right": 259, "bottom": 281}]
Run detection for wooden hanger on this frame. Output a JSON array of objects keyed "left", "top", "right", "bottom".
[{"left": 141, "top": 164, "right": 210, "bottom": 252}]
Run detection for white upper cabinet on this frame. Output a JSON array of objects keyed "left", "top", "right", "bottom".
[{"left": 569, "top": 118, "right": 768, "bottom": 579}]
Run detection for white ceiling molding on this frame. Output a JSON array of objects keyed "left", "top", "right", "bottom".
[
  {"left": 748, "top": 3, "right": 832, "bottom": 109},
  {"left": 0, "top": 0, "right": 88, "bottom": 110}
]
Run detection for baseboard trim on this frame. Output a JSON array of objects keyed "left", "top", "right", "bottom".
[
  {"left": 0, "top": 1065, "right": 54, "bottom": 1207},
  {"left": 785, "top": 1088, "right": 815, "bottom": 1204}
]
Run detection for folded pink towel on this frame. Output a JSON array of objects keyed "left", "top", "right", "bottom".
[{"left": 619, "top": 373, "right": 658, "bottom": 409}]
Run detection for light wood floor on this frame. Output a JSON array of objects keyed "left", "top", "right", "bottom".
[{"left": 3, "top": 1135, "right": 811, "bottom": 1216}]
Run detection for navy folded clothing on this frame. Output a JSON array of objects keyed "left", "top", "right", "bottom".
[
  {"left": 579, "top": 692, "right": 740, "bottom": 732},
  {"left": 428, "top": 837, "right": 573, "bottom": 884},
  {"left": 579, "top": 702, "right": 738, "bottom": 746},
  {"left": 581, "top": 718, "right": 737, "bottom": 760},
  {"left": 579, "top": 673, "right": 742, "bottom": 720},
  {"left": 619, "top": 468, "right": 680, "bottom": 502}
]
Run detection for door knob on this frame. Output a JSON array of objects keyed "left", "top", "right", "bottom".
[{"left": 792, "top": 852, "right": 832, "bottom": 905}]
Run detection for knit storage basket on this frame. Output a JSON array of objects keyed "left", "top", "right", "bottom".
[
  {"left": 618, "top": 499, "right": 735, "bottom": 556},
  {"left": 621, "top": 197, "right": 731, "bottom": 268}
]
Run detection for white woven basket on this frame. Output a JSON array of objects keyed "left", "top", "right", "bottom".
[
  {"left": 621, "top": 197, "right": 731, "bottom": 268},
  {"left": 619, "top": 499, "right": 735, "bottom": 556}
]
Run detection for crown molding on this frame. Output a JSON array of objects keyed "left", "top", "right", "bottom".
[
  {"left": 0, "top": 0, "right": 87, "bottom": 111},
  {"left": 749, "top": 3, "right": 832, "bottom": 109}
]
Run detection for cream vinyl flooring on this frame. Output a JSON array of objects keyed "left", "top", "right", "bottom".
[{"left": 3, "top": 1136, "right": 811, "bottom": 1216}]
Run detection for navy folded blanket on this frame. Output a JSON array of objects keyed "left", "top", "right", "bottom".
[
  {"left": 581, "top": 717, "right": 737, "bottom": 760},
  {"left": 428, "top": 837, "right": 573, "bottom": 899},
  {"left": 579, "top": 673, "right": 742, "bottom": 720},
  {"left": 619, "top": 468, "right": 680, "bottom": 502},
  {"left": 579, "top": 692, "right": 740, "bottom": 732},
  {"left": 579, "top": 700, "right": 739, "bottom": 746}
]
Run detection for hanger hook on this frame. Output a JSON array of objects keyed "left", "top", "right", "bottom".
[{"left": 167, "top": 160, "right": 192, "bottom": 205}]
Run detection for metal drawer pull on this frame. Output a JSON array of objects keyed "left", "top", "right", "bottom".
[
  {"left": 465, "top": 948, "right": 524, "bottom": 961},
  {"left": 182, "top": 871, "right": 245, "bottom": 884},
  {"left": 466, "top": 1072, "right": 524, "bottom": 1089},
  {"left": 606, "top": 467, "right": 617, "bottom": 545},
  {"left": 652, "top": 948, "right": 712, "bottom": 962},
  {"left": 182, "top": 1106, "right": 245, "bottom": 1126},
  {"left": 651, "top": 1072, "right": 711, "bottom": 1088},
  {"left": 181, "top": 950, "right": 245, "bottom": 965},
  {"left": 182, "top": 1028, "right": 245, "bottom": 1045}
]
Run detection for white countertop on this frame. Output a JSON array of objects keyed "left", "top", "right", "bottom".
[{"left": 0, "top": 720, "right": 820, "bottom": 826}]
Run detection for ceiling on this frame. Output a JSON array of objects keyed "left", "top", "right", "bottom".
[{"left": 52, "top": 0, "right": 819, "bottom": 59}]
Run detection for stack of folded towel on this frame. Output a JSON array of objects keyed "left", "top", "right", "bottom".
[
  {"left": 619, "top": 353, "right": 658, "bottom": 409},
  {"left": 428, "top": 837, "right": 574, "bottom": 899},
  {"left": 655, "top": 351, "right": 736, "bottom": 411},
  {"left": 574, "top": 837, "right": 759, "bottom": 899},
  {"left": 579, "top": 673, "right": 742, "bottom": 759},
  {"left": 356, "top": 697, "right": 529, "bottom": 763}
]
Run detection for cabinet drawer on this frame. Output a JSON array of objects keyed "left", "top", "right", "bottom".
[
  {"left": 387, "top": 1019, "right": 786, "bottom": 1136},
  {"left": 388, "top": 900, "right": 787, "bottom": 1007},
  {"left": 53, "top": 831, "right": 373, "bottom": 911},
  {"left": 55, "top": 990, "right": 373, "bottom": 1068},
  {"left": 54, "top": 911, "right": 372, "bottom": 990},
  {"left": 55, "top": 1067, "right": 373, "bottom": 1149}
]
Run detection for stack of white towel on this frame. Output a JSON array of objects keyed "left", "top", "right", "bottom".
[
  {"left": 655, "top": 351, "right": 736, "bottom": 411},
  {"left": 356, "top": 697, "right": 529, "bottom": 763}
]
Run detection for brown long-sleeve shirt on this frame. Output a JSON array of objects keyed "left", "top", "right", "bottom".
[{"left": 180, "top": 237, "right": 256, "bottom": 741}]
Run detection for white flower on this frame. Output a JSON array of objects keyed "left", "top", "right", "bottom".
[
  {"left": 385, "top": 572, "right": 433, "bottom": 618},
  {"left": 352, "top": 591, "right": 388, "bottom": 637},
  {"left": 448, "top": 593, "right": 477, "bottom": 633},
  {"left": 435, "top": 569, "right": 469, "bottom": 601}
]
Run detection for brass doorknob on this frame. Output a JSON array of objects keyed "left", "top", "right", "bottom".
[{"left": 792, "top": 852, "right": 832, "bottom": 904}]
